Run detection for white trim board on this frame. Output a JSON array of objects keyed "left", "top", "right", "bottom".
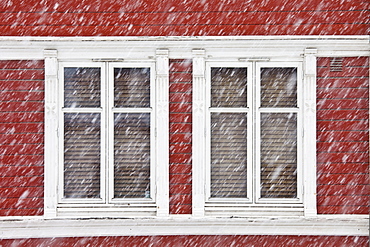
[
  {"left": 0, "top": 36, "right": 368, "bottom": 60},
  {"left": 0, "top": 215, "right": 367, "bottom": 239}
]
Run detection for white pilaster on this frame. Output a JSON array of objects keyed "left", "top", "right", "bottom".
[
  {"left": 192, "top": 49, "right": 206, "bottom": 217},
  {"left": 303, "top": 48, "right": 318, "bottom": 217},
  {"left": 43, "top": 49, "right": 58, "bottom": 218},
  {"left": 155, "top": 49, "right": 169, "bottom": 217}
]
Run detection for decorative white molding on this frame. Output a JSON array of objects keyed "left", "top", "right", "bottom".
[
  {"left": 0, "top": 36, "right": 368, "bottom": 60},
  {"left": 303, "top": 48, "right": 318, "bottom": 217},
  {"left": 43, "top": 49, "right": 58, "bottom": 219},
  {"left": 0, "top": 215, "right": 367, "bottom": 239},
  {"left": 192, "top": 49, "right": 206, "bottom": 217},
  {"left": 155, "top": 49, "right": 169, "bottom": 217}
]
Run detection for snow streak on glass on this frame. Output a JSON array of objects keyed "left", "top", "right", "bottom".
[
  {"left": 211, "top": 113, "right": 248, "bottom": 198},
  {"left": 114, "top": 68, "right": 150, "bottom": 108},
  {"left": 211, "top": 68, "right": 248, "bottom": 107},
  {"left": 261, "top": 68, "right": 297, "bottom": 108},
  {"left": 114, "top": 113, "right": 150, "bottom": 199},
  {"left": 64, "top": 113, "right": 101, "bottom": 198},
  {"left": 64, "top": 68, "right": 101, "bottom": 108},
  {"left": 260, "top": 113, "right": 297, "bottom": 198}
]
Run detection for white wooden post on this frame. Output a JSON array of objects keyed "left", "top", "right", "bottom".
[
  {"left": 44, "top": 49, "right": 58, "bottom": 218},
  {"left": 303, "top": 48, "right": 318, "bottom": 217},
  {"left": 155, "top": 49, "right": 169, "bottom": 217},
  {"left": 192, "top": 49, "right": 206, "bottom": 217}
]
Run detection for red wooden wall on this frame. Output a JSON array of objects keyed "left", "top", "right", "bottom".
[
  {"left": 0, "top": 0, "right": 368, "bottom": 36},
  {"left": 0, "top": 61, "right": 44, "bottom": 217},
  {"left": 316, "top": 57, "right": 369, "bottom": 214}
]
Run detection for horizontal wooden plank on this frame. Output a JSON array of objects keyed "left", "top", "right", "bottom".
[
  {"left": 169, "top": 83, "right": 192, "bottom": 93},
  {"left": 317, "top": 184, "right": 370, "bottom": 196},
  {"left": 2, "top": 144, "right": 43, "bottom": 155},
  {"left": 0, "top": 23, "right": 367, "bottom": 36},
  {"left": 317, "top": 151, "right": 369, "bottom": 164},
  {"left": 317, "top": 99, "right": 369, "bottom": 110},
  {"left": 318, "top": 57, "right": 369, "bottom": 67},
  {"left": 169, "top": 174, "right": 192, "bottom": 184},
  {"left": 0, "top": 70, "right": 44, "bottom": 80},
  {"left": 0, "top": 112, "right": 43, "bottom": 123},
  {"left": 317, "top": 120, "right": 368, "bottom": 131},
  {"left": 317, "top": 195, "right": 369, "bottom": 206},
  {"left": 317, "top": 174, "right": 369, "bottom": 185},
  {"left": 169, "top": 60, "right": 192, "bottom": 72},
  {"left": 0, "top": 165, "right": 43, "bottom": 177},
  {"left": 169, "top": 92, "right": 192, "bottom": 103},
  {"left": 0, "top": 155, "right": 43, "bottom": 166},
  {"left": 317, "top": 78, "right": 368, "bottom": 88},
  {"left": 317, "top": 163, "right": 369, "bottom": 174},
  {"left": 317, "top": 141, "right": 368, "bottom": 152}
]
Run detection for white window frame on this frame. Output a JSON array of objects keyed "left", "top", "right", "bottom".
[
  {"left": 193, "top": 51, "right": 317, "bottom": 217},
  {"left": 44, "top": 49, "right": 169, "bottom": 218},
  {"left": 204, "top": 61, "right": 304, "bottom": 208}
]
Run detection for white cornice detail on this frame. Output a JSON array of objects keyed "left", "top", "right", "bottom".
[
  {"left": 0, "top": 215, "right": 367, "bottom": 239},
  {"left": 0, "top": 36, "right": 367, "bottom": 60}
]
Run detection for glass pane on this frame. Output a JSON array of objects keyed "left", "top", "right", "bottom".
[
  {"left": 211, "top": 113, "right": 248, "bottom": 198},
  {"left": 64, "top": 113, "right": 101, "bottom": 198},
  {"left": 114, "top": 113, "right": 150, "bottom": 198},
  {"left": 64, "top": 67, "right": 101, "bottom": 108},
  {"left": 211, "top": 67, "right": 248, "bottom": 108},
  {"left": 260, "top": 113, "right": 297, "bottom": 198},
  {"left": 114, "top": 68, "right": 150, "bottom": 108},
  {"left": 260, "top": 68, "right": 297, "bottom": 108}
]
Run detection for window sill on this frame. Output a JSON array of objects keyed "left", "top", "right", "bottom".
[{"left": 0, "top": 215, "right": 367, "bottom": 239}]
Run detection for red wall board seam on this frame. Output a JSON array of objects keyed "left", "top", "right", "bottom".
[
  {"left": 170, "top": 164, "right": 192, "bottom": 174},
  {"left": 317, "top": 141, "right": 369, "bottom": 153},
  {"left": 0, "top": 102, "right": 44, "bottom": 112},
  {"left": 0, "top": 187, "right": 43, "bottom": 198},
  {"left": 0, "top": 133, "right": 44, "bottom": 144},
  {"left": 169, "top": 83, "right": 192, "bottom": 93},
  {"left": 317, "top": 174, "right": 369, "bottom": 185},
  {"left": 317, "top": 163, "right": 369, "bottom": 174},
  {"left": 0, "top": 81, "right": 44, "bottom": 91},
  {"left": 317, "top": 184, "right": 370, "bottom": 196},
  {"left": 0, "top": 123, "right": 44, "bottom": 134},
  {"left": 316, "top": 88, "right": 369, "bottom": 99},
  {"left": 170, "top": 133, "right": 192, "bottom": 143},
  {"left": 0, "top": 176, "right": 44, "bottom": 187},
  {"left": 317, "top": 195, "right": 370, "bottom": 206},
  {"left": 0, "top": 165, "right": 43, "bottom": 177},
  {"left": 1, "top": 144, "right": 44, "bottom": 155},
  {"left": 317, "top": 120, "right": 369, "bottom": 131},
  {"left": 318, "top": 205, "right": 369, "bottom": 214},
  {"left": 0, "top": 23, "right": 368, "bottom": 36},
  {"left": 169, "top": 103, "right": 192, "bottom": 113},
  {"left": 0, "top": 113, "right": 44, "bottom": 123},
  {"left": 317, "top": 78, "right": 369, "bottom": 88},
  {"left": 0, "top": 155, "right": 44, "bottom": 165},
  {"left": 0, "top": 198, "right": 43, "bottom": 209},
  {"left": 0, "top": 91, "right": 44, "bottom": 101},
  {"left": 317, "top": 152, "right": 369, "bottom": 164},
  {"left": 317, "top": 99, "right": 369, "bottom": 109}
]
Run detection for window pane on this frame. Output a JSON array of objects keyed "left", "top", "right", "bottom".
[
  {"left": 64, "top": 113, "right": 101, "bottom": 198},
  {"left": 260, "top": 68, "right": 297, "bottom": 108},
  {"left": 114, "top": 68, "right": 150, "bottom": 108},
  {"left": 114, "top": 113, "right": 150, "bottom": 198},
  {"left": 211, "top": 113, "right": 248, "bottom": 198},
  {"left": 211, "top": 68, "right": 248, "bottom": 108},
  {"left": 260, "top": 113, "right": 297, "bottom": 198},
  {"left": 64, "top": 67, "right": 101, "bottom": 108}
]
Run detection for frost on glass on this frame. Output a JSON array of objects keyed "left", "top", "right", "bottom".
[
  {"left": 64, "top": 67, "right": 101, "bottom": 108},
  {"left": 64, "top": 113, "right": 101, "bottom": 199},
  {"left": 114, "top": 68, "right": 150, "bottom": 108},
  {"left": 261, "top": 68, "right": 297, "bottom": 108},
  {"left": 211, "top": 67, "right": 247, "bottom": 107},
  {"left": 211, "top": 113, "right": 248, "bottom": 198},
  {"left": 260, "top": 113, "right": 297, "bottom": 198},
  {"left": 114, "top": 113, "right": 150, "bottom": 199}
]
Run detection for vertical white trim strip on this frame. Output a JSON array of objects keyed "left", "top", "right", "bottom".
[
  {"left": 303, "top": 48, "right": 318, "bottom": 217},
  {"left": 192, "top": 49, "right": 206, "bottom": 217},
  {"left": 155, "top": 49, "right": 169, "bottom": 217},
  {"left": 44, "top": 49, "right": 58, "bottom": 218}
]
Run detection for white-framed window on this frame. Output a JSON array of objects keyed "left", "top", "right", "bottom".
[
  {"left": 205, "top": 61, "right": 303, "bottom": 205},
  {"left": 44, "top": 49, "right": 170, "bottom": 218},
  {"left": 192, "top": 50, "right": 317, "bottom": 217},
  {"left": 59, "top": 62, "right": 156, "bottom": 205}
]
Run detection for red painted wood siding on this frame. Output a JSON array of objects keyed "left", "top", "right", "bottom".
[
  {"left": 169, "top": 59, "right": 192, "bottom": 214},
  {"left": 317, "top": 57, "right": 369, "bottom": 214},
  {"left": 0, "top": 0, "right": 368, "bottom": 36},
  {"left": 0, "top": 60, "right": 44, "bottom": 216},
  {"left": 0, "top": 235, "right": 368, "bottom": 247}
]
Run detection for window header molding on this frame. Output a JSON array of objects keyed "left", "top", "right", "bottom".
[{"left": 0, "top": 36, "right": 368, "bottom": 60}]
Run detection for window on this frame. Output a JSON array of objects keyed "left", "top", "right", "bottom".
[
  {"left": 193, "top": 59, "right": 306, "bottom": 217},
  {"left": 48, "top": 56, "right": 170, "bottom": 218}
]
